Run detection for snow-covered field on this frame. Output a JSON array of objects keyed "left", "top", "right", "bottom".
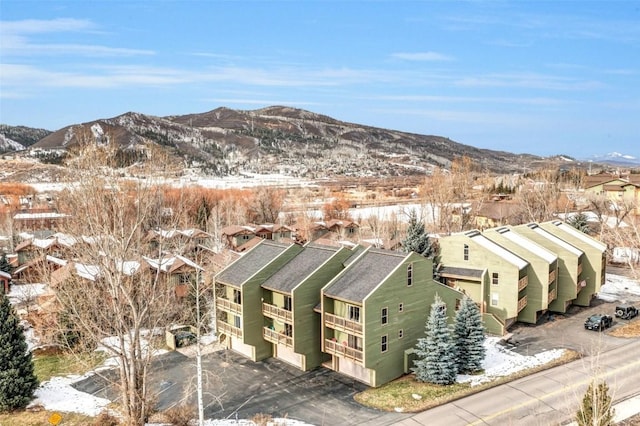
[{"left": 14, "top": 271, "right": 640, "bottom": 423}]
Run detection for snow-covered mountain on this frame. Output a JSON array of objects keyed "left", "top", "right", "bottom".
[
  {"left": 587, "top": 152, "right": 640, "bottom": 167},
  {"left": 0, "top": 134, "right": 26, "bottom": 152}
]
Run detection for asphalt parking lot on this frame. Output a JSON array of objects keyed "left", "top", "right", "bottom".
[{"left": 74, "top": 349, "right": 407, "bottom": 425}]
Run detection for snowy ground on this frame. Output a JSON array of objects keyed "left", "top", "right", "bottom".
[{"left": 15, "top": 271, "right": 640, "bottom": 424}]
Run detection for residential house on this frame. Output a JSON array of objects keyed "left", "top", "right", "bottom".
[
  {"left": 437, "top": 230, "right": 530, "bottom": 334},
  {"left": 260, "top": 243, "right": 354, "bottom": 370},
  {"left": 254, "top": 224, "right": 295, "bottom": 242},
  {"left": 144, "top": 254, "right": 204, "bottom": 298},
  {"left": 483, "top": 227, "right": 559, "bottom": 324},
  {"left": 221, "top": 225, "right": 259, "bottom": 251},
  {"left": 214, "top": 240, "right": 303, "bottom": 360},
  {"left": 13, "top": 210, "right": 68, "bottom": 235},
  {"left": 146, "top": 228, "right": 214, "bottom": 255},
  {"left": 320, "top": 247, "right": 462, "bottom": 387},
  {"left": 1, "top": 270, "right": 10, "bottom": 294},
  {"left": 583, "top": 175, "right": 640, "bottom": 216},
  {"left": 512, "top": 223, "right": 587, "bottom": 311},
  {"left": 474, "top": 201, "right": 522, "bottom": 229},
  {"left": 309, "top": 220, "right": 360, "bottom": 242},
  {"left": 539, "top": 220, "right": 606, "bottom": 300}
]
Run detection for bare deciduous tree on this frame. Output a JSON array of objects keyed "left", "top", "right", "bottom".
[{"left": 53, "top": 143, "right": 185, "bottom": 425}]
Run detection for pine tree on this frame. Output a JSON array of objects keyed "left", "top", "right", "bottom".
[
  {"left": 567, "top": 212, "right": 591, "bottom": 234},
  {"left": 453, "top": 295, "right": 486, "bottom": 373},
  {"left": 412, "top": 294, "right": 457, "bottom": 385},
  {"left": 0, "top": 254, "right": 11, "bottom": 275},
  {"left": 402, "top": 209, "right": 434, "bottom": 258},
  {"left": 0, "top": 294, "right": 39, "bottom": 411},
  {"left": 575, "top": 381, "right": 615, "bottom": 426}
]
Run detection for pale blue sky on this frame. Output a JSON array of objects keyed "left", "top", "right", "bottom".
[{"left": 1, "top": 1, "right": 639, "bottom": 158}]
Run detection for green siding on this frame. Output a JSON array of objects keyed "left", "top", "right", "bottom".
[
  {"left": 291, "top": 247, "right": 352, "bottom": 370},
  {"left": 539, "top": 222, "right": 606, "bottom": 306},
  {"left": 438, "top": 234, "right": 525, "bottom": 325},
  {"left": 241, "top": 244, "right": 304, "bottom": 361},
  {"left": 362, "top": 253, "right": 462, "bottom": 387},
  {"left": 512, "top": 225, "right": 580, "bottom": 313},
  {"left": 483, "top": 230, "right": 558, "bottom": 324}
]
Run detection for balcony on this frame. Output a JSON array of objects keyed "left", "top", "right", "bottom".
[
  {"left": 262, "top": 302, "right": 293, "bottom": 322},
  {"left": 517, "top": 276, "right": 528, "bottom": 292},
  {"left": 216, "top": 297, "right": 242, "bottom": 315},
  {"left": 548, "top": 287, "right": 557, "bottom": 302},
  {"left": 577, "top": 279, "right": 587, "bottom": 293},
  {"left": 263, "top": 327, "right": 293, "bottom": 347},
  {"left": 324, "top": 312, "right": 363, "bottom": 335},
  {"left": 577, "top": 263, "right": 583, "bottom": 276},
  {"left": 324, "top": 338, "right": 363, "bottom": 363},
  {"left": 517, "top": 295, "right": 527, "bottom": 313},
  {"left": 548, "top": 270, "right": 556, "bottom": 285},
  {"left": 217, "top": 321, "right": 242, "bottom": 339}
]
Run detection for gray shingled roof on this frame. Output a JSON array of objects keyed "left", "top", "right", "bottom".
[
  {"left": 439, "top": 266, "right": 484, "bottom": 280},
  {"left": 324, "top": 248, "right": 407, "bottom": 303},
  {"left": 216, "top": 240, "right": 291, "bottom": 287},
  {"left": 261, "top": 243, "right": 340, "bottom": 293}
]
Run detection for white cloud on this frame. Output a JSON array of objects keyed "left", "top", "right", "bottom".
[{"left": 391, "top": 51, "right": 453, "bottom": 61}]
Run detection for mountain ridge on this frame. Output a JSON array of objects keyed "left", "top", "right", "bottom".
[{"left": 0, "top": 106, "right": 609, "bottom": 176}]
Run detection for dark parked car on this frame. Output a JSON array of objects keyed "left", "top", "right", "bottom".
[
  {"left": 615, "top": 304, "right": 639, "bottom": 320},
  {"left": 584, "top": 314, "right": 613, "bottom": 331}
]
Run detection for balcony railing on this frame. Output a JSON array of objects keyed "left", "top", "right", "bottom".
[
  {"left": 548, "top": 287, "right": 557, "bottom": 302},
  {"left": 215, "top": 298, "right": 242, "bottom": 315},
  {"left": 217, "top": 321, "right": 242, "bottom": 339},
  {"left": 517, "top": 295, "right": 527, "bottom": 313},
  {"left": 324, "top": 312, "right": 363, "bottom": 335},
  {"left": 324, "top": 338, "right": 363, "bottom": 363},
  {"left": 517, "top": 276, "right": 528, "bottom": 292},
  {"left": 262, "top": 302, "right": 293, "bottom": 322},
  {"left": 548, "top": 270, "right": 556, "bottom": 285},
  {"left": 263, "top": 327, "right": 293, "bottom": 347}
]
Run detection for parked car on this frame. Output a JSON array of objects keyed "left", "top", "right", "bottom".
[
  {"left": 584, "top": 314, "right": 613, "bottom": 331},
  {"left": 615, "top": 304, "right": 639, "bottom": 320}
]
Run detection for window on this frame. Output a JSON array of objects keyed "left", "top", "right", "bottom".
[
  {"left": 233, "top": 315, "right": 241, "bottom": 328},
  {"left": 407, "top": 264, "right": 413, "bottom": 287},
  {"left": 455, "top": 299, "right": 461, "bottom": 311},
  {"left": 348, "top": 305, "right": 360, "bottom": 322},
  {"left": 398, "top": 329, "right": 404, "bottom": 339},
  {"left": 492, "top": 272, "right": 499, "bottom": 285},
  {"left": 463, "top": 244, "right": 469, "bottom": 261},
  {"left": 233, "top": 289, "right": 242, "bottom": 304},
  {"left": 381, "top": 307, "right": 388, "bottom": 325},
  {"left": 491, "top": 293, "right": 499, "bottom": 306},
  {"left": 284, "top": 323, "right": 293, "bottom": 337},
  {"left": 381, "top": 335, "right": 388, "bottom": 353},
  {"left": 348, "top": 334, "right": 363, "bottom": 350},
  {"left": 398, "top": 303, "right": 404, "bottom": 313},
  {"left": 283, "top": 295, "right": 292, "bottom": 311}
]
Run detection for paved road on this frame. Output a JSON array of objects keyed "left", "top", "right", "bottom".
[{"left": 399, "top": 337, "right": 640, "bottom": 426}]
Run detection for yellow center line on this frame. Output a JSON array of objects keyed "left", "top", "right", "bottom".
[{"left": 466, "top": 358, "right": 640, "bottom": 425}]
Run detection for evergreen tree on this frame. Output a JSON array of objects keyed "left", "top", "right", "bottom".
[
  {"left": 567, "top": 212, "right": 591, "bottom": 234},
  {"left": 0, "top": 294, "right": 39, "bottom": 411},
  {"left": 412, "top": 294, "right": 457, "bottom": 385},
  {"left": 402, "top": 209, "right": 435, "bottom": 258},
  {"left": 453, "top": 295, "right": 486, "bottom": 373},
  {"left": 0, "top": 254, "right": 11, "bottom": 275},
  {"left": 575, "top": 381, "right": 614, "bottom": 426}
]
